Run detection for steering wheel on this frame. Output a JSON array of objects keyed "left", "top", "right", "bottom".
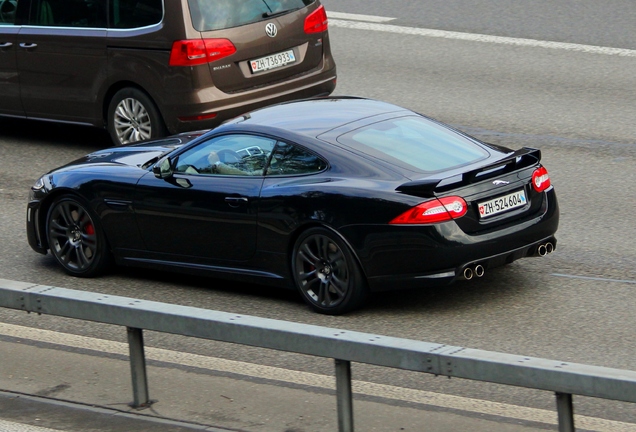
[
  {"left": 0, "top": 0, "right": 16, "bottom": 23},
  {"left": 216, "top": 149, "right": 241, "bottom": 163}
]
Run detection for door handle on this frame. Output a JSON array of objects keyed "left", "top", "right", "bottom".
[
  {"left": 224, "top": 197, "right": 248, "bottom": 208},
  {"left": 19, "top": 43, "right": 38, "bottom": 50},
  {"left": 0, "top": 42, "right": 12, "bottom": 49}
]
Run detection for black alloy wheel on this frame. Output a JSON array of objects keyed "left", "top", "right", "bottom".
[
  {"left": 292, "top": 227, "right": 368, "bottom": 315},
  {"left": 107, "top": 87, "right": 166, "bottom": 146},
  {"left": 46, "top": 196, "right": 111, "bottom": 277}
]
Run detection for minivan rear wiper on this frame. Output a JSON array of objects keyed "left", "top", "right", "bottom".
[{"left": 262, "top": 7, "right": 300, "bottom": 18}]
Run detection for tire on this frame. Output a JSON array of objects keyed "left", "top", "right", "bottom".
[
  {"left": 107, "top": 87, "right": 166, "bottom": 146},
  {"left": 292, "top": 227, "right": 368, "bottom": 315},
  {"left": 46, "top": 195, "right": 111, "bottom": 277}
]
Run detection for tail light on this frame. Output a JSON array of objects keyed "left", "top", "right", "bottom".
[
  {"left": 169, "top": 39, "right": 236, "bottom": 67},
  {"left": 178, "top": 112, "right": 218, "bottom": 122},
  {"left": 531, "top": 166, "right": 551, "bottom": 192},
  {"left": 390, "top": 196, "right": 468, "bottom": 225},
  {"left": 304, "top": 5, "right": 328, "bottom": 34}
]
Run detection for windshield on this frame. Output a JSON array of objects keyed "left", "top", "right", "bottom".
[
  {"left": 337, "top": 116, "right": 489, "bottom": 174},
  {"left": 188, "top": 0, "right": 315, "bottom": 31}
]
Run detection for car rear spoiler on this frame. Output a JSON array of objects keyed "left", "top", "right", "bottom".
[{"left": 396, "top": 147, "right": 542, "bottom": 198}]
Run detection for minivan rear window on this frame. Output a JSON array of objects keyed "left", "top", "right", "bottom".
[
  {"left": 110, "top": 0, "right": 162, "bottom": 29},
  {"left": 21, "top": 0, "right": 161, "bottom": 29},
  {"left": 337, "top": 116, "right": 489, "bottom": 173},
  {"left": 187, "top": 0, "right": 314, "bottom": 31},
  {"left": 28, "top": 0, "right": 107, "bottom": 27}
]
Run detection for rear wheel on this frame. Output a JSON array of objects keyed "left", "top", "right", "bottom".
[
  {"left": 292, "top": 227, "right": 368, "bottom": 315},
  {"left": 46, "top": 196, "right": 111, "bottom": 277},
  {"left": 107, "top": 87, "right": 166, "bottom": 145}
]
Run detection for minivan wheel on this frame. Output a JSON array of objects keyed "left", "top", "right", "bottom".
[
  {"left": 107, "top": 88, "right": 166, "bottom": 145},
  {"left": 292, "top": 227, "right": 368, "bottom": 315}
]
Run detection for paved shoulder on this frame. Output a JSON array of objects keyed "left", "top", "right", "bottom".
[{"left": 0, "top": 391, "right": 230, "bottom": 432}]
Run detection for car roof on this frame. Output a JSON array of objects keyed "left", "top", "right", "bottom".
[{"left": 230, "top": 97, "right": 411, "bottom": 138}]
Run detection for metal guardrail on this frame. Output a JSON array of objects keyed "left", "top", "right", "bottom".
[{"left": 1, "top": 278, "right": 636, "bottom": 432}]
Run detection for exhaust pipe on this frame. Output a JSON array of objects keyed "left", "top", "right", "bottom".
[
  {"left": 463, "top": 267, "right": 474, "bottom": 280},
  {"left": 474, "top": 264, "right": 485, "bottom": 278},
  {"left": 536, "top": 241, "right": 555, "bottom": 257},
  {"left": 537, "top": 244, "right": 548, "bottom": 256},
  {"left": 461, "top": 264, "right": 485, "bottom": 280},
  {"left": 545, "top": 242, "right": 554, "bottom": 254}
]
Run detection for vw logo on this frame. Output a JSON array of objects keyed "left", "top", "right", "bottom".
[
  {"left": 493, "top": 180, "right": 510, "bottom": 186},
  {"left": 265, "top": 23, "right": 278, "bottom": 38}
]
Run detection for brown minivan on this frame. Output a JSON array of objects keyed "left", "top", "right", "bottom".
[{"left": 0, "top": 0, "right": 337, "bottom": 145}]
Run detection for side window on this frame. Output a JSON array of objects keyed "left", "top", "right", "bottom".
[
  {"left": 29, "top": 0, "right": 106, "bottom": 27},
  {"left": 175, "top": 134, "right": 276, "bottom": 177},
  {"left": 109, "top": 0, "right": 162, "bottom": 29},
  {"left": 267, "top": 141, "right": 327, "bottom": 176},
  {"left": 0, "top": 0, "right": 18, "bottom": 25}
]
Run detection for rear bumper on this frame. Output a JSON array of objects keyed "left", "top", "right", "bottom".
[
  {"left": 163, "top": 66, "right": 337, "bottom": 134},
  {"left": 366, "top": 235, "right": 557, "bottom": 291},
  {"left": 342, "top": 189, "right": 559, "bottom": 292}
]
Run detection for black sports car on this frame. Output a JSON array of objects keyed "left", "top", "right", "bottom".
[{"left": 27, "top": 97, "right": 559, "bottom": 314}]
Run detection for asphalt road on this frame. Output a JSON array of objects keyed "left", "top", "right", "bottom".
[
  {"left": 322, "top": 0, "right": 636, "bottom": 50},
  {"left": 1, "top": 3, "right": 636, "bottom": 428}
]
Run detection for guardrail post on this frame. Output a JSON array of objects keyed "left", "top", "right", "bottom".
[
  {"left": 126, "top": 326, "right": 150, "bottom": 407},
  {"left": 335, "top": 359, "right": 354, "bottom": 432},
  {"left": 555, "top": 392, "right": 575, "bottom": 432}
]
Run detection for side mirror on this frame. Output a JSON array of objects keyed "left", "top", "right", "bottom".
[{"left": 153, "top": 157, "right": 174, "bottom": 179}]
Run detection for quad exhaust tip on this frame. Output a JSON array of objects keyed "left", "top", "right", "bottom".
[
  {"left": 537, "top": 242, "right": 555, "bottom": 257},
  {"left": 474, "top": 264, "right": 485, "bottom": 278},
  {"left": 462, "top": 240, "right": 554, "bottom": 280},
  {"left": 462, "top": 264, "right": 485, "bottom": 281},
  {"left": 463, "top": 267, "right": 474, "bottom": 280}
]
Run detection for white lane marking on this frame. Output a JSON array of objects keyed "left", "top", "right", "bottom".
[
  {"left": 552, "top": 273, "right": 636, "bottom": 284},
  {"left": 329, "top": 18, "right": 636, "bottom": 57},
  {"left": 327, "top": 11, "right": 395, "bottom": 23},
  {"left": 0, "top": 419, "right": 67, "bottom": 432},
  {"left": 2, "top": 323, "right": 636, "bottom": 431}
]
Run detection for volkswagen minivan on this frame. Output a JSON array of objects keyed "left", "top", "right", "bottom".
[{"left": 0, "top": 0, "right": 337, "bottom": 145}]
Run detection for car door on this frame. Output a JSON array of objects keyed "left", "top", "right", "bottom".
[
  {"left": 16, "top": 0, "right": 107, "bottom": 124},
  {"left": 0, "top": 0, "right": 22, "bottom": 115},
  {"left": 133, "top": 133, "right": 276, "bottom": 262}
]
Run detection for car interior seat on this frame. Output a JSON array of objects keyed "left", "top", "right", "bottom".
[{"left": 37, "top": 0, "right": 54, "bottom": 25}]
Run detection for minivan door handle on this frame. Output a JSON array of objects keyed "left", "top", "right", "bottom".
[{"left": 19, "top": 43, "right": 38, "bottom": 50}]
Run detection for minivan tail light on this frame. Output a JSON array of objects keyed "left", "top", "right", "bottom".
[
  {"left": 531, "top": 166, "right": 551, "bottom": 192},
  {"left": 178, "top": 112, "right": 217, "bottom": 122},
  {"left": 304, "top": 5, "right": 328, "bottom": 34},
  {"left": 169, "top": 39, "right": 236, "bottom": 66},
  {"left": 390, "top": 196, "right": 468, "bottom": 225}
]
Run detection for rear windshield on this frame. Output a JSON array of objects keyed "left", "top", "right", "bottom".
[
  {"left": 337, "top": 116, "right": 489, "bottom": 173},
  {"left": 188, "top": 0, "right": 315, "bottom": 31}
]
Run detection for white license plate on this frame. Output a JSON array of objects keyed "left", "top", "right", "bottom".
[
  {"left": 478, "top": 189, "right": 527, "bottom": 218},
  {"left": 250, "top": 50, "right": 296, "bottom": 73}
]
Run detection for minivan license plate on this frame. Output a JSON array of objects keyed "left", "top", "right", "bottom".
[
  {"left": 250, "top": 50, "right": 296, "bottom": 73},
  {"left": 478, "top": 190, "right": 527, "bottom": 218}
]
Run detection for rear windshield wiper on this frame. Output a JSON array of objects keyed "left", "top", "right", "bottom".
[{"left": 262, "top": 7, "right": 300, "bottom": 18}]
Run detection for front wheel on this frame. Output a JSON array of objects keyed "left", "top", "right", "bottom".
[
  {"left": 292, "top": 227, "right": 368, "bottom": 315},
  {"left": 107, "top": 87, "right": 166, "bottom": 146},
  {"left": 46, "top": 196, "right": 111, "bottom": 277}
]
